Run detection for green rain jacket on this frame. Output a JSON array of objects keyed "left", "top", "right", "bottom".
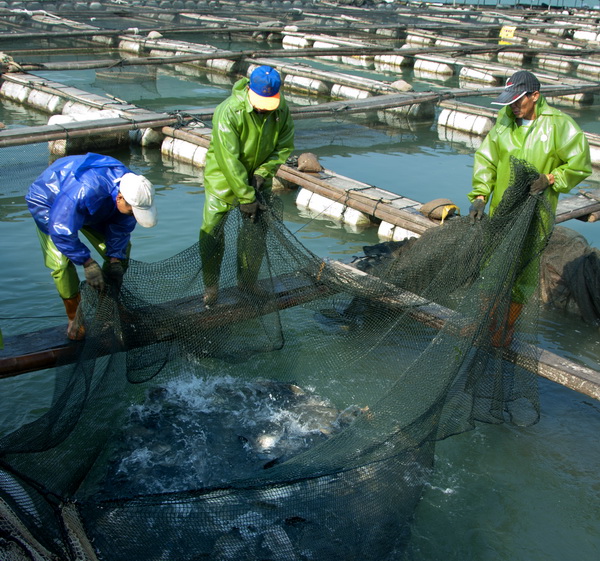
[
  {"left": 468, "top": 95, "right": 591, "bottom": 215},
  {"left": 203, "top": 77, "right": 295, "bottom": 206}
]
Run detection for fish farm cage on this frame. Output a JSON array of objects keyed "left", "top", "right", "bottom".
[{"left": 1, "top": 1, "right": 600, "bottom": 560}]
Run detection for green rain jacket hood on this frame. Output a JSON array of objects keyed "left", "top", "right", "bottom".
[
  {"left": 468, "top": 94, "right": 591, "bottom": 215},
  {"left": 203, "top": 77, "right": 295, "bottom": 205}
]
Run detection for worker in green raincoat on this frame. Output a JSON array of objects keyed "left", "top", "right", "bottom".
[
  {"left": 199, "top": 65, "right": 295, "bottom": 305},
  {"left": 467, "top": 70, "right": 592, "bottom": 345}
]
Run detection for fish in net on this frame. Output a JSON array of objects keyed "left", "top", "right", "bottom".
[{"left": 0, "top": 158, "right": 554, "bottom": 560}]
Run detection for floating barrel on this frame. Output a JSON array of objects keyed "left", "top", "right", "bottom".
[
  {"left": 118, "top": 39, "right": 144, "bottom": 54},
  {"left": 437, "top": 108, "right": 493, "bottom": 137},
  {"left": 340, "top": 55, "right": 374, "bottom": 70},
  {"left": 161, "top": 137, "right": 208, "bottom": 168},
  {"left": 435, "top": 39, "right": 460, "bottom": 48},
  {"left": 414, "top": 57, "right": 454, "bottom": 77},
  {"left": 528, "top": 38, "right": 554, "bottom": 49},
  {"left": 245, "top": 63, "right": 261, "bottom": 77},
  {"left": 573, "top": 30, "right": 599, "bottom": 42},
  {"left": 130, "top": 127, "right": 164, "bottom": 147},
  {"left": 295, "top": 188, "right": 371, "bottom": 228},
  {"left": 157, "top": 13, "right": 176, "bottom": 23},
  {"left": 62, "top": 100, "right": 99, "bottom": 114},
  {"left": 0, "top": 81, "right": 31, "bottom": 104},
  {"left": 557, "top": 42, "right": 582, "bottom": 51},
  {"left": 373, "top": 54, "right": 411, "bottom": 71},
  {"left": 545, "top": 26, "right": 569, "bottom": 38},
  {"left": 92, "top": 35, "right": 115, "bottom": 47},
  {"left": 405, "top": 34, "right": 433, "bottom": 48},
  {"left": 148, "top": 48, "right": 174, "bottom": 60},
  {"left": 313, "top": 40, "right": 340, "bottom": 62},
  {"left": 535, "top": 56, "right": 574, "bottom": 73},
  {"left": 498, "top": 51, "right": 526, "bottom": 65},
  {"left": 206, "top": 58, "right": 238, "bottom": 73},
  {"left": 465, "top": 51, "right": 495, "bottom": 62},
  {"left": 376, "top": 28, "right": 401, "bottom": 39},
  {"left": 284, "top": 75, "right": 330, "bottom": 96},
  {"left": 48, "top": 110, "right": 128, "bottom": 156},
  {"left": 330, "top": 84, "right": 371, "bottom": 100},
  {"left": 576, "top": 62, "right": 600, "bottom": 80},
  {"left": 282, "top": 35, "right": 311, "bottom": 49},
  {"left": 28, "top": 89, "right": 65, "bottom": 114},
  {"left": 459, "top": 66, "right": 500, "bottom": 86},
  {"left": 414, "top": 60, "right": 454, "bottom": 80},
  {"left": 434, "top": 37, "right": 495, "bottom": 62},
  {"left": 378, "top": 221, "right": 419, "bottom": 242}
]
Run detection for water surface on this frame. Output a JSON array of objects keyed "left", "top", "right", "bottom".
[{"left": 0, "top": 41, "right": 599, "bottom": 561}]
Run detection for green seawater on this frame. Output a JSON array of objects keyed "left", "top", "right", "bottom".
[{"left": 0, "top": 52, "right": 599, "bottom": 561}]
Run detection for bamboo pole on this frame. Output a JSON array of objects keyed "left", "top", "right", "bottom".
[
  {"left": 0, "top": 276, "right": 335, "bottom": 379},
  {"left": 2, "top": 262, "right": 599, "bottom": 402},
  {"left": 278, "top": 166, "right": 435, "bottom": 234},
  {"left": 15, "top": 43, "right": 600, "bottom": 74},
  {"left": 0, "top": 114, "right": 181, "bottom": 148},
  {"left": 159, "top": 124, "right": 437, "bottom": 234},
  {"left": 578, "top": 211, "right": 600, "bottom": 223},
  {"left": 1, "top": 79, "right": 596, "bottom": 150},
  {"left": 288, "top": 83, "right": 600, "bottom": 121}
]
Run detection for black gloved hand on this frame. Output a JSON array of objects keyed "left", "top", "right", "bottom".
[
  {"left": 105, "top": 261, "right": 125, "bottom": 290},
  {"left": 240, "top": 198, "right": 267, "bottom": 223},
  {"left": 240, "top": 200, "right": 259, "bottom": 222},
  {"left": 468, "top": 198, "right": 486, "bottom": 225},
  {"left": 530, "top": 173, "right": 550, "bottom": 195},
  {"left": 251, "top": 174, "right": 265, "bottom": 191},
  {"left": 84, "top": 260, "right": 105, "bottom": 290}
]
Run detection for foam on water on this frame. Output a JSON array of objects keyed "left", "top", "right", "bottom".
[{"left": 100, "top": 374, "right": 364, "bottom": 497}]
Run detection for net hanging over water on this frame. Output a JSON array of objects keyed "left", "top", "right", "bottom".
[{"left": 0, "top": 158, "right": 553, "bottom": 561}]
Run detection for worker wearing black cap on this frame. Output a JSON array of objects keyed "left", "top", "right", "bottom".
[{"left": 467, "top": 70, "right": 591, "bottom": 345}]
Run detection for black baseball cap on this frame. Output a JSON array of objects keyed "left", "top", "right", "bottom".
[{"left": 492, "top": 71, "right": 541, "bottom": 106}]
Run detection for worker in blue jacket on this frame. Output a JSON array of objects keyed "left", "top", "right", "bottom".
[{"left": 26, "top": 153, "right": 158, "bottom": 340}]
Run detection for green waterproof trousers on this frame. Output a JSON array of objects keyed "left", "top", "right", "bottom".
[
  {"left": 35, "top": 226, "right": 131, "bottom": 299},
  {"left": 199, "top": 192, "right": 268, "bottom": 290}
]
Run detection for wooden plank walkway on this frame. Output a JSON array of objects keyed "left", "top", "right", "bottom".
[
  {"left": 0, "top": 4, "right": 598, "bottom": 400},
  {"left": 1, "top": 262, "right": 599, "bottom": 403},
  {"left": 0, "top": 274, "right": 334, "bottom": 379},
  {"left": 288, "top": 164, "right": 600, "bottom": 232},
  {"left": 0, "top": 105, "right": 596, "bottom": 235},
  {"left": 163, "top": 125, "right": 600, "bottom": 232}
]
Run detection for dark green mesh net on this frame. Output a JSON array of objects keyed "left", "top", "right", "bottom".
[{"left": 0, "top": 158, "right": 554, "bottom": 560}]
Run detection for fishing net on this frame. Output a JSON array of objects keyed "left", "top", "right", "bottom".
[
  {"left": 539, "top": 225, "right": 600, "bottom": 326},
  {"left": 0, "top": 157, "right": 554, "bottom": 561}
]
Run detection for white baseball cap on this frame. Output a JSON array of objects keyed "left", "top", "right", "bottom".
[{"left": 118, "top": 173, "right": 157, "bottom": 228}]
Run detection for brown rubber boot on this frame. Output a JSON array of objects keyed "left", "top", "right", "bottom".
[
  {"left": 63, "top": 294, "right": 85, "bottom": 341},
  {"left": 491, "top": 301, "right": 523, "bottom": 348},
  {"left": 203, "top": 285, "right": 218, "bottom": 307}
]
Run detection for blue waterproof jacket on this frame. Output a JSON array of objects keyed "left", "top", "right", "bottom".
[{"left": 26, "top": 153, "right": 136, "bottom": 265}]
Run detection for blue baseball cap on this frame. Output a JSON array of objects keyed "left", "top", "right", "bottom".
[{"left": 248, "top": 66, "right": 281, "bottom": 111}]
